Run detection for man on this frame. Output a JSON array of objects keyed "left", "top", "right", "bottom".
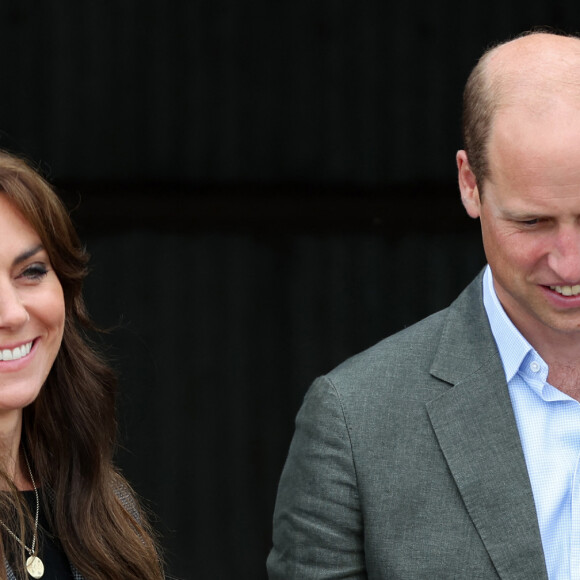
[{"left": 267, "top": 31, "right": 580, "bottom": 579}]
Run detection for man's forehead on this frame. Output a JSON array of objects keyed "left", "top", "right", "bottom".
[
  {"left": 485, "top": 99, "right": 580, "bottom": 195},
  {"left": 487, "top": 73, "right": 580, "bottom": 149},
  {"left": 495, "top": 90, "right": 580, "bottom": 123}
]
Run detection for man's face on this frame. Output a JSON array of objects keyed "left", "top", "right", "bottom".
[{"left": 462, "top": 98, "right": 580, "bottom": 346}]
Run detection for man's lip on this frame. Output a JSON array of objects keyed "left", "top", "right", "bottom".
[
  {"left": 544, "top": 284, "right": 580, "bottom": 296},
  {"left": 540, "top": 285, "right": 580, "bottom": 304}
]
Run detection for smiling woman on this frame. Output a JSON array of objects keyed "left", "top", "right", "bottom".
[
  {"left": 0, "top": 151, "right": 164, "bottom": 580},
  {"left": 0, "top": 198, "right": 64, "bottom": 419}
]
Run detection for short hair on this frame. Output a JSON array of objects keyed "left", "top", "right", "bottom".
[
  {"left": 461, "top": 46, "right": 498, "bottom": 188},
  {"left": 462, "top": 29, "right": 575, "bottom": 189}
]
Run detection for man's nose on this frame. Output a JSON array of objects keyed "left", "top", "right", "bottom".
[{"left": 547, "top": 227, "right": 580, "bottom": 283}]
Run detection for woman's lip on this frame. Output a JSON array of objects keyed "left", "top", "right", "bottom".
[
  {"left": 0, "top": 339, "right": 36, "bottom": 362},
  {"left": 0, "top": 339, "right": 36, "bottom": 351}
]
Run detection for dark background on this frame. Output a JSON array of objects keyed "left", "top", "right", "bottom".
[{"left": 0, "top": 3, "right": 578, "bottom": 579}]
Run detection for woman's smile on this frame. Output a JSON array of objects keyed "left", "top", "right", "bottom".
[{"left": 0, "top": 340, "right": 34, "bottom": 362}]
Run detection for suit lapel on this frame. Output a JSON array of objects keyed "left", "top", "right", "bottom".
[{"left": 426, "top": 273, "right": 547, "bottom": 580}]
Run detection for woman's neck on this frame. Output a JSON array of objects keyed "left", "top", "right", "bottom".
[{"left": 0, "top": 409, "right": 30, "bottom": 490}]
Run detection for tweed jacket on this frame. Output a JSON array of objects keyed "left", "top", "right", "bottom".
[
  {"left": 4, "top": 483, "right": 138, "bottom": 580},
  {"left": 268, "top": 272, "right": 549, "bottom": 579},
  {"left": 5, "top": 559, "right": 83, "bottom": 580}
]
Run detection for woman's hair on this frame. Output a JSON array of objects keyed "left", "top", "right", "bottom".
[{"left": 0, "top": 150, "right": 163, "bottom": 579}]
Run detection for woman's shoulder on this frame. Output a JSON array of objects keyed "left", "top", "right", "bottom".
[{"left": 112, "top": 475, "right": 141, "bottom": 521}]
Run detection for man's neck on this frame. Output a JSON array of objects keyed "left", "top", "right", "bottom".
[
  {"left": 545, "top": 364, "right": 580, "bottom": 400},
  {"left": 521, "top": 330, "right": 580, "bottom": 400}
]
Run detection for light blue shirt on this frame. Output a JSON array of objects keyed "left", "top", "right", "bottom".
[{"left": 483, "top": 265, "right": 580, "bottom": 579}]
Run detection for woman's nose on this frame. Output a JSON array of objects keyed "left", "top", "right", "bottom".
[{"left": 0, "top": 285, "right": 29, "bottom": 329}]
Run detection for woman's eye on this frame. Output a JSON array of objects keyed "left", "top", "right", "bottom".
[{"left": 20, "top": 264, "right": 49, "bottom": 281}]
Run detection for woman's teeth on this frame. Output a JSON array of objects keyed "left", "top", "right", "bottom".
[{"left": 0, "top": 341, "right": 33, "bottom": 361}]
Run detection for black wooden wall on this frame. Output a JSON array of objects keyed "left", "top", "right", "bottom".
[{"left": 0, "top": 2, "right": 578, "bottom": 578}]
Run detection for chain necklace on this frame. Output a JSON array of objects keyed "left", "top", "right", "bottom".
[{"left": 0, "top": 452, "right": 44, "bottom": 579}]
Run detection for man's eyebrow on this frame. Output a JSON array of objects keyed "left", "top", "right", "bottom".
[
  {"left": 501, "top": 208, "right": 546, "bottom": 220},
  {"left": 12, "top": 244, "right": 44, "bottom": 267}
]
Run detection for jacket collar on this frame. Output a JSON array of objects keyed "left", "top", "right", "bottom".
[{"left": 426, "top": 272, "right": 548, "bottom": 580}]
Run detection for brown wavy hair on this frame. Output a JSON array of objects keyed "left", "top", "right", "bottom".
[{"left": 0, "top": 151, "right": 163, "bottom": 579}]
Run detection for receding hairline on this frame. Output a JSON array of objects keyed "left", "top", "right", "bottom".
[
  {"left": 462, "top": 31, "right": 580, "bottom": 191},
  {"left": 480, "top": 32, "right": 580, "bottom": 118}
]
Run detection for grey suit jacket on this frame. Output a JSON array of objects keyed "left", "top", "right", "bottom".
[{"left": 268, "top": 273, "right": 549, "bottom": 579}]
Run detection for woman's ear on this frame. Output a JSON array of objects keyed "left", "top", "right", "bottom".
[{"left": 457, "top": 150, "right": 481, "bottom": 219}]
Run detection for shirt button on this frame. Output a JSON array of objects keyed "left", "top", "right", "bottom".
[{"left": 530, "top": 361, "right": 540, "bottom": 373}]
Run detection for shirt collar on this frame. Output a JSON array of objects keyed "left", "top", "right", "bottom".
[{"left": 482, "top": 265, "right": 536, "bottom": 383}]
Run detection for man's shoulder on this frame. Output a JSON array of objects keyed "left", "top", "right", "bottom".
[
  {"left": 327, "top": 307, "right": 448, "bottom": 387},
  {"left": 323, "top": 273, "right": 488, "bottom": 402}
]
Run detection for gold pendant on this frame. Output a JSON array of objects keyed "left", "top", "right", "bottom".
[{"left": 26, "top": 555, "right": 44, "bottom": 578}]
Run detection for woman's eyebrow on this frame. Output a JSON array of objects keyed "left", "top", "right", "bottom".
[{"left": 12, "top": 244, "right": 44, "bottom": 267}]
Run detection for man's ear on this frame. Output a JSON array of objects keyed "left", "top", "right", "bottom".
[{"left": 457, "top": 150, "right": 481, "bottom": 219}]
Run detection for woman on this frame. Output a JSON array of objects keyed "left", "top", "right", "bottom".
[{"left": 0, "top": 150, "right": 163, "bottom": 579}]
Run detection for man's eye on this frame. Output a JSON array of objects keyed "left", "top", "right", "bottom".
[
  {"left": 521, "top": 219, "right": 540, "bottom": 226},
  {"left": 21, "top": 264, "right": 49, "bottom": 280}
]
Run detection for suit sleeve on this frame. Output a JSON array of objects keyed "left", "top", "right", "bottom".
[{"left": 267, "top": 376, "right": 367, "bottom": 579}]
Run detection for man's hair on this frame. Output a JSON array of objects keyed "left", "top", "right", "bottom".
[
  {"left": 462, "top": 28, "right": 575, "bottom": 190},
  {"left": 461, "top": 47, "right": 498, "bottom": 189}
]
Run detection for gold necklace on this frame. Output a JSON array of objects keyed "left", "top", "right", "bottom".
[{"left": 0, "top": 452, "right": 44, "bottom": 578}]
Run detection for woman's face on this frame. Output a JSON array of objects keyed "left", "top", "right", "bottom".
[{"left": 0, "top": 194, "right": 65, "bottom": 416}]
